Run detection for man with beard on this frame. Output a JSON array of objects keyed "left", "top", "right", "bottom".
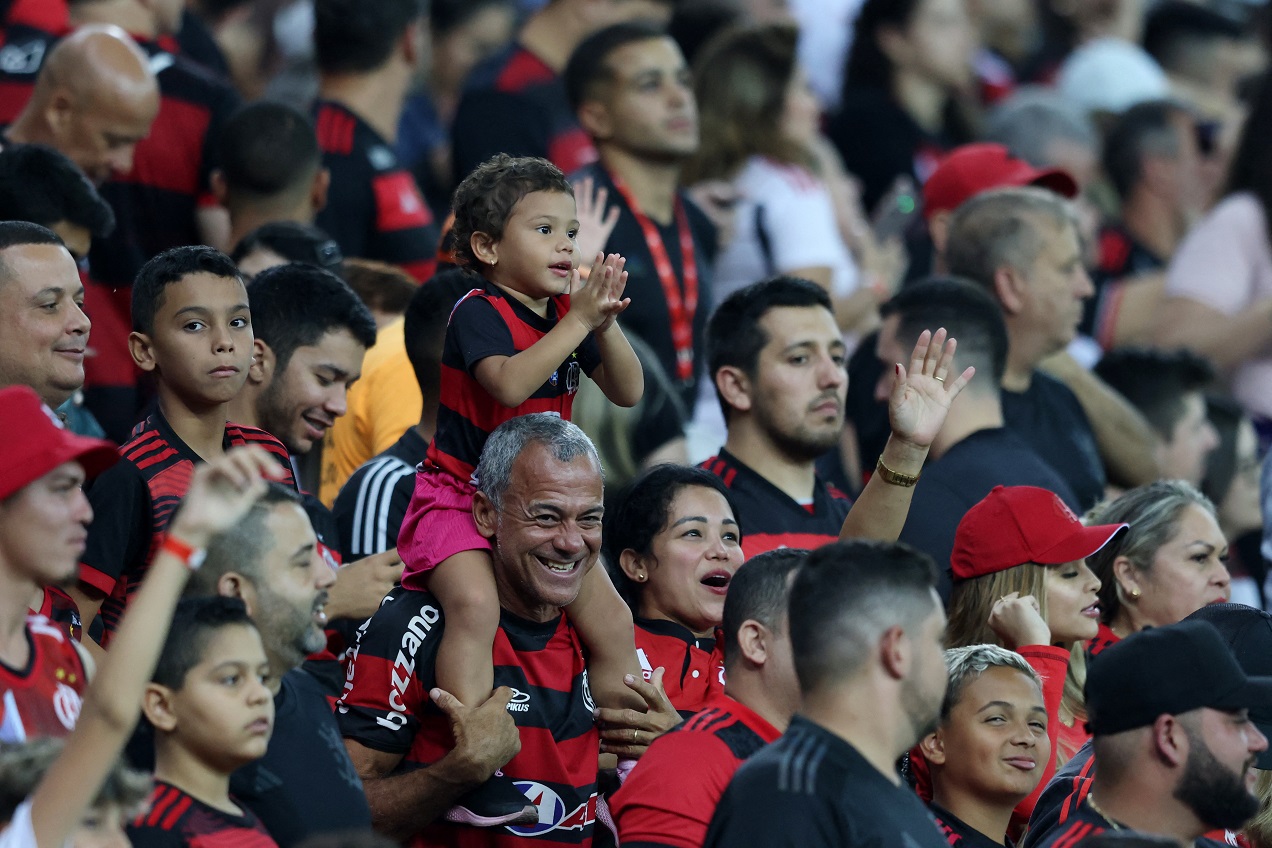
[
  {"left": 1030, "top": 620, "right": 1272, "bottom": 848},
  {"left": 701, "top": 277, "right": 963, "bottom": 556},
  {"left": 704, "top": 540, "right": 952, "bottom": 848}
]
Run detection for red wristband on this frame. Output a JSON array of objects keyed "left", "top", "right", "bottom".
[{"left": 158, "top": 534, "right": 206, "bottom": 570}]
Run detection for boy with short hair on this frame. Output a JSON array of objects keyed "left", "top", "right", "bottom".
[
  {"left": 69, "top": 246, "right": 295, "bottom": 648},
  {"left": 128, "top": 596, "right": 277, "bottom": 848}
]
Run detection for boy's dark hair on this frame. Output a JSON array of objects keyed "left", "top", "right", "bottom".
[
  {"left": 450, "top": 154, "right": 573, "bottom": 269},
  {"left": 564, "top": 22, "right": 670, "bottom": 112},
  {"left": 247, "top": 263, "right": 378, "bottom": 373},
  {"left": 882, "top": 277, "right": 1009, "bottom": 385},
  {"left": 314, "top": 0, "right": 425, "bottom": 75},
  {"left": 603, "top": 464, "right": 738, "bottom": 609},
  {"left": 1144, "top": 1, "right": 1243, "bottom": 75},
  {"left": 404, "top": 268, "right": 477, "bottom": 394},
  {"left": 721, "top": 549, "right": 807, "bottom": 667},
  {"left": 342, "top": 258, "right": 418, "bottom": 319},
  {"left": 152, "top": 596, "right": 257, "bottom": 690},
  {"left": 790, "top": 540, "right": 937, "bottom": 693},
  {"left": 1101, "top": 100, "right": 1188, "bottom": 201},
  {"left": 706, "top": 276, "right": 833, "bottom": 418},
  {"left": 0, "top": 145, "right": 115, "bottom": 238},
  {"left": 131, "top": 245, "right": 243, "bottom": 336},
  {"left": 1093, "top": 347, "right": 1215, "bottom": 440},
  {"left": 0, "top": 738, "right": 151, "bottom": 822},
  {"left": 218, "top": 102, "right": 321, "bottom": 200},
  {"left": 230, "top": 221, "right": 344, "bottom": 270}
]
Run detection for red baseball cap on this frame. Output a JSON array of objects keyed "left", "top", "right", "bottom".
[
  {"left": 0, "top": 385, "right": 117, "bottom": 501},
  {"left": 950, "top": 486, "right": 1127, "bottom": 582},
  {"left": 922, "top": 143, "right": 1079, "bottom": 220}
]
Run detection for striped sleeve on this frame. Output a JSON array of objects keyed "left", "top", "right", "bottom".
[{"left": 344, "top": 457, "right": 418, "bottom": 559}]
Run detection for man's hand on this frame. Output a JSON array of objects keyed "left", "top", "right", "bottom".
[
  {"left": 988, "top": 592, "right": 1052, "bottom": 649},
  {"left": 325, "top": 549, "right": 404, "bottom": 622},
  {"left": 167, "top": 446, "right": 288, "bottom": 543},
  {"left": 887, "top": 327, "right": 976, "bottom": 449},
  {"left": 594, "top": 669, "right": 681, "bottom": 758},
  {"left": 432, "top": 686, "right": 522, "bottom": 785},
  {"left": 574, "top": 177, "right": 620, "bottom": 263}
]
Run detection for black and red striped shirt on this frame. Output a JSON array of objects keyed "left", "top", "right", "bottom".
[
  {"left": 336, "top": 587, "right": 600, "bottom": 847},
  {"left": 127, "top": 781, "right": 278, "bottom": 848},
  {"left": 426, "top": 281, "right": 600, "bottom": 483},
  {"left": 610, "top": 692, "right": 780, "bottom": 848},
  {"left": 0, "top": 613, "right": 86, "bottom": 743},
  {"left": 931, "top": 803, "right": 1012, "bottom": 848},
  {"left": 634, "top": 619, "right": 725, "bottom": 717},
  {"left": 0, "top": 0, "right": 66, "bottom": 122},
  {"left": 1028, "top": 799, "right": 1113, "bottom": 848},
  {"left": 451, "top": 44, "right": 596, "bottom": 182},
  {"left": 78, "top": 410, "right": 295, "bottom": 643},
  {"left": 313, "top": 99, "right": 439, "bottom": 282},
  {"left": 699, "top": 449, "right": 852, "bottom": 558}
]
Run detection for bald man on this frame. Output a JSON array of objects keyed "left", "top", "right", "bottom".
[{"left": 6, "top": 25, "right": 159, "bottom": 186}]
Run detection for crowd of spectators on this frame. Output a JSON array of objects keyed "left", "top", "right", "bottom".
[{"left": 3, "top": 0, "right": 1272, "bottom": 846}]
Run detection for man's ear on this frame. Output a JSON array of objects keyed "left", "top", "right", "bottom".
[
  {"left": 129, "top": 331, "right": 157, "bottom": 372},
  {"left": 142, "top": 683, "right": 178, "bottom": 733},
  {"left": 311, "top": 167, "right": 331, "bottom": 214},
  {"left": 577, "top": 100, "right": 613, "bottom": 141},
  {"left": 715, "top": 366, "right": 753, "bottom": 415},
  {"left": 879, "top": 625, "right": 909, "bottom": 680},
  {"left": 248, "top": 339, "right": 274, "bottom": 387},
  {"left": 1152, "top": 714, "right": 1188, "bottom": 768},
  {"left": 472, "top": 490, "right": 498, "bottom": 540},
  {"left": 993, "top": 265, "right": 1028, "bottom": 316},
  {"left": 210, "top": 169, "right": 228, "bottom": 205},
  {"left": 44, "top": 86, "right": 75, "bottom": 136},
  {"left": 217, "top": 572, "right": 258, "bottom": 617},
  {"left": 736, "top": 620, "right": 770, "bottom": 667},
  {"left": 920, "top": 729, "right": 946, "bottom": 765}
]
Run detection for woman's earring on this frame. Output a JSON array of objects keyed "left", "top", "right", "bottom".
[{"left": 1128, "top": 588, "right": 1141, "bottom": 600}]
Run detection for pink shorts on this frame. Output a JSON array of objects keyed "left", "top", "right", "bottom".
[{"left": 397, "top": 469, "right": 492, "bottom": 591}]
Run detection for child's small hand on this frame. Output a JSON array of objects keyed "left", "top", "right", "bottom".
[{"left": 570, "top": 252, "right": 631, "bottom": 332}]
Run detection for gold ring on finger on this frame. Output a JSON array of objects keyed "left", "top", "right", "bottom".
[{"left": 935, "top": 376, "right": 946, "bottom": 384}]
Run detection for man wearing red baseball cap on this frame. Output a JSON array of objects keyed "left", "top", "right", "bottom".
[
  {"left": 923, "top": 143, "right": 1077, "bottom": 265},
  {"left": 0, "top": 384, "right": 117, "bottom": 742}
]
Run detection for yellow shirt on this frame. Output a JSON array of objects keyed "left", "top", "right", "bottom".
[{"left": 319, "top": 318, "right": 421, "bottom": 505}]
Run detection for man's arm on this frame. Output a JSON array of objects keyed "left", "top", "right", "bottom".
[
  {"left": 344, "top": 687, "right": 521, "bottom": 840},
  {"left": 1153, "top": 295, "right": 1272, "bottom": 370},
  {"left": 1037, "top": 351, "right": 1160, "bottom": 487}
]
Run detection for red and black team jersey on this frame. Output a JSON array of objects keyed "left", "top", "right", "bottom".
[
  {"left": 78, "top": 411, "right": 295, "bottom": 643},
  {"left": 699, "top": 449, "right": 852, "bottom": 558},
  {"left": 1028, "top": 798, "right": 1113, "bottom": 848},
  {"left": 127, "top": 781, "right": 278, "bottom": 848},
  {"left": 427, "top": 281, "right": 600, "bottom": 483},
  {"left": 451, "top": 44, "right": 596, "bottom": 182},
  {"left": 610, "top": 691, "right": 780, "bottom": 848},
  {"left": 0, "top": 0, "right": 67, "bottom": 121},
  {"left": 337, "top": 588, "right": 600, "bottom": 847},
  {"left": 1086, "top": 622, "right": 1120, "bottom": 660},
  {"left": 33, "top": 585, "right": 82, "bottom": 643},
  {"left": 931, "top": 802, "right": 1013, "bottom": 848},
  {"left": 634, "top": 619, "right": 725, "bottom": 717},
  {"left": 0, "top": 614, "right": 86, "bottom": 743},
  {"left": 313, "top": 99, "right": 439, "bottom": 282}
]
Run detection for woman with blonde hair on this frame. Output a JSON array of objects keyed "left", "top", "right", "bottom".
[{"left": 917, "top": 486, "right": 1126, "bottom": 827}]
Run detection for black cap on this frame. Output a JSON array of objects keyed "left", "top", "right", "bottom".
[
  {"left": 1186, "top": 603, "right": 1272, "bottom": 767},
  {"left": 1085, "top": 620, "right": 1272, "bottom": 737}
]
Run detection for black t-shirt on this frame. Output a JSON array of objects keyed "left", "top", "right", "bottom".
[
  {"left": 931, "top": 803, "right": 1011, "bottom": 847},
  {"left": 704, "top": 716, "right": 949, "bottom": 848},
  {"left": 231, "top": 669, "right": 371, "bottom": 847},
  {"left": 1001, "top": 373, "right": 1105, "bottom": 511},
  {"left": 334, "top": 427, "right": 429, "bottom": 562},
  {"left": 898, "top": 427, "right": 1081, "bottom": 602},
  {"left": 570, "top": 162, "right": 717, "bottom": 410}
]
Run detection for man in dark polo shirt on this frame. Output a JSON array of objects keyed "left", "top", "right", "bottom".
[
  {"left": 339, "top": 414, "right": 659, "bottom": 842},
  {"left": 563, "top": 22, "right": 715, "bottom": 410},
  {"left": 876, "top": 277, "right": 1078, "bottom": 599},
  {"left": 450, "top": 0, "right": 674, "bottom": 183},
  {"left": 312, "top": 0, "right": 439, "bottom": 282},
  {"left": 705, "top": 541, "right": 951, "bottom": 848},
  {"left": 611, "top": 549, "right": 804, "bottom": 848},
  {"left": 1029, "top": 621, "right": 1272, "bottom": 848}
]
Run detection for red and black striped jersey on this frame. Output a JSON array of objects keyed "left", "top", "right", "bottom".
[
  {"left": 699, "top": 449, "right": 852, "bottom": 558},
  {"left": 931, "top": 803, "right": 1013, "bottom": 848},
  {"left": 127, "top": 781, "right": 278, "bottom": 848},
  {"left": 337, "top": 587, "right": 600, "bottom": 847},
  {"left": 451, "top": 44, "right": 596, "bottom": 183},
  {"left": 634, "top": 619, "right": 725, "bottom": 717},
  {"left": 0, "top": 0, "right": 66, "bottom": 122},
  {"left": 1027, "top": 799, "right": 1111, "bottom": 848},
  {"left": 0, "top": 614, "right": 86, "bottom": 743},
  {"left": 33, "top": 586, "right": 81, "bottom": 643},
  {"left": 78, "top": 410, "right": 295, "bottom": 643},
  {"left": 426, "top": 281, "right": 600, "bottom": 483},
  {"left": 313, "top": 99, "right": 439, "bottom": 282},
  {"left": 610, "top": 692, "right": 780, "bottom": 848}
]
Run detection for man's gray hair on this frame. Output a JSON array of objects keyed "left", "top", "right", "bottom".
[
  {"left": 945, "top": 186, "right": 1078, "bottom": 293},
  {"left": 940, "top": 644, "right": 1041, "bottom": 720},
  {"left": 475, "top": 414, "right": 600, "bottom": 508},
  {"left": 986, "top": 86, "right": 1099, "bottom": 167}
]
